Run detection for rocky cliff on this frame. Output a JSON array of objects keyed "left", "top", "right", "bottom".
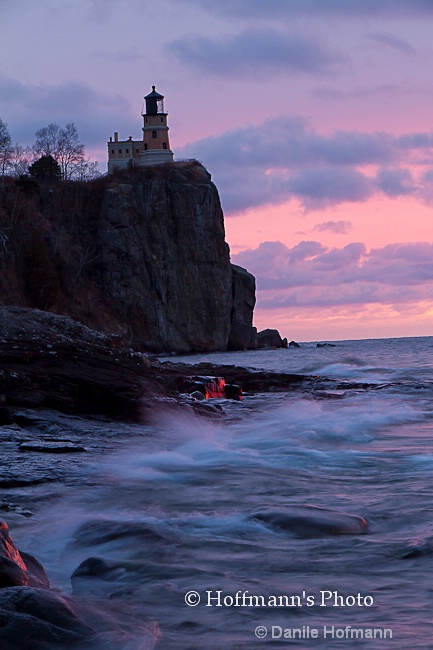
[{"left": 0, "top": 162, "right": 256, "bottom": 352}]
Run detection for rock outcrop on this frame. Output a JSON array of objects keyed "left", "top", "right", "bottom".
[
  {"left": 257, "top": 328, "right": 288, "bottom": 349},
  {"left": 228, "top": 264, "right": 257, "bottom": 350},
  {"left": 0, "top": 163, "right": 255, "bottom": 352}
]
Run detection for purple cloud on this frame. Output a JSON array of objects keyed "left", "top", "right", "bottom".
[
  {"left": 287, "top": 168, "right": 373, "bottom": 208},
  {"left": 375, "top": 167, "right": 416, "bottom": 196},
  {"left": 314, "top": 220, "right": 352, "bottom": 234},
  {"left": 169, "top": 28, "right": 344, "bottom": 78},
  {"left": 367, "top": 33, "right": 417, "bottom": 55},
  {"left": 0, "top": 74, "right": 131, "bottom": 148},
  {"left": 179, "top": 0, "right": 433, "bottom": 18},
  {"left": 180, "top": 116, "right": 433, "bottom": 212}
]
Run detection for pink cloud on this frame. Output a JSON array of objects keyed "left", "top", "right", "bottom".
[{"left": 233, "top": 240, "right": 433, "bottom": 309}]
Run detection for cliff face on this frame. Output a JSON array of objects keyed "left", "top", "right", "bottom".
[{"left": 0, "top": 163, "right": 255, "bottom": 352}]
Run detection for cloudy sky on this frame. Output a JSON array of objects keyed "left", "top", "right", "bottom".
[{"left": 2, "top": 0, "right": 433, "bottom": 341}]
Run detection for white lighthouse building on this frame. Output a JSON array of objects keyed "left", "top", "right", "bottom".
[{"left": 107, "top": 86, "right": 174, "bottom": 172}]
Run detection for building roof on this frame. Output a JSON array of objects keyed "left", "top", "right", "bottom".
[{"left": 144, "top": 85, "right": 164, "bottom": 100}]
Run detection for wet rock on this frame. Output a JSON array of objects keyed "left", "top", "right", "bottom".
[
  {"left": 19, "top": 441, "right": 86, "bottom": 453},
  {"left": 317, "top": 342, "right": 336, "bottom": 348},
  {"left": 0, "top": 520, "right": 27, "bottom": 573},
  {"left": 400, "top": 537, "right": 433, "bottom": 559},
  {"left": 0, "top": 502, "right": 33, "bottom": 518},
  {"left": 250, "top": 506, "right": 368, "bottom": 537},
  {"left": 71, "top": 557, "right": 136, "bottom": 597},
  {"left": 0, "top": 520, "right": 49, "bottom": 589},
  {"left": 257, "top": 329, "right": 288, "bottom": 349},
  {"left": 224, "top": 383, "right": 242, "bottom": 401},
  {"left": 0, "top": 556, "right": 30, "bottom": 588},
  {"left": 190, "top": 390, "right": 206, "bottom": 401},
  {"left": 73, "top": 520, "right": 165, "bottom": 548},
  {"left": 72, "top": 557, "right": 127, "bottom": 581},
  {"left": 19, "top": 552, "right": 50, "bottom": 589},
  {"left": 0, "top": 586, "right": 94, "bottom": 650},
  {"left": 289, "top": 340, "right": 301, "bottom": 348},
  {"left": 10, "top": 411, "right": 44, "bottom": 428},
  {"left": 0, "top": 477, "right": 57, "bottom": 489}
]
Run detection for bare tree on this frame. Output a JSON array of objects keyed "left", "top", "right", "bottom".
[
  {"left": 74, "top": 158, "right": 100, "bottom": 181},
  {"left": 34, "top": 122, "right": 85, "bottom": 180},
  {"left": 58, "top": 123, "right": 85, "bottom": 180},
  {"left": 10, "top": 144, "right": 35, "bottom": 177},
  {"left": 34, "top": 123, "right": 61, "bottom": 158},
  {"left": 0, "top": 118, "right": 13, "bottom": 184}
]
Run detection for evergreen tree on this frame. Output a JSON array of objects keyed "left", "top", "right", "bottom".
[{"left": 28, "top": 155, "right": 62, "bottom": 181}]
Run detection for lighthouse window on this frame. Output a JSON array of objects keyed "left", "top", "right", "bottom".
[
  {"left": 126, "top": 149, "right": 129, "bottom": 153},
  {"left": 163, "top": 143, "right": 167, "bottom": 149},
  {"left": 160, "top": 116, "right": 164, "bottom": 123},
  {"left": 152, "top": 130, "right": 157, "bottom": 138},
  {"left": 144, "top": 143, "right": 148, "bottom": 150},
  {"left": 136, "top": 149, "right": 140, "bottom": 153},
  {"left": 119, "top": 149, "right": 122, "bottom": 154},
  {"left": 111, "top": 149, "right": 114, "bottom": 154}
]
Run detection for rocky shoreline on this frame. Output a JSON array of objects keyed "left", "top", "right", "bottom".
[
  {"left": 0, "top": 306, "right": 376, "bottom": 649},
  {"left": 1, "top": 306, "right": 371, "bottom": 423}
]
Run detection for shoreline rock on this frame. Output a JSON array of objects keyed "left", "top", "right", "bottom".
[{"left": 257, "top": 328, "right": 287, "bottom": 349}]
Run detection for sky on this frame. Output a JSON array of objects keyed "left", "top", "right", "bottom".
[{"left": 2, "top": 0, "right": 433, "bottom": 342}]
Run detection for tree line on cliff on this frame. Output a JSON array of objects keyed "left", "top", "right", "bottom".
[{"left": 0, "top": 117, "right": 100, "bottom": 183}]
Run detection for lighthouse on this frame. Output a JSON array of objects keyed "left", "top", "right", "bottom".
[
  {"left": 140, "top": 86, "right": 174, "bottom": 165},
  {"left": 107, "top": 85, "right": 174, "bottom": 172}
]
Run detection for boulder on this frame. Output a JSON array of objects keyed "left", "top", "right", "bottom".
[
  {"left": 0, "top": 586, "right": 93, "bottom": 650},
  {"left": 257, "top": 329, "right": 287, "bottom": 349},
  {"left": 0, "top": 520, "right": 49, "bottom": 589},
  {"left": 250, "top": 506, "right": 368, "bottom": 537}
]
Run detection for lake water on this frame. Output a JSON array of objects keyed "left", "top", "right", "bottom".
[{"left": 9, "top": 336, "right": 433, "bottom": 648}]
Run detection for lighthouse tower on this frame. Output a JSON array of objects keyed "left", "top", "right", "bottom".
[
  {"left": 139, "top": 86, "right": 174, "bottom": 166},
  {"left": 107, "top": 85, "right": 175, "bottom": 171}
]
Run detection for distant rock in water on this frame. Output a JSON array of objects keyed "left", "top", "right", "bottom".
[
  {"left": 0, "top": 163, "right": 255, "bottom": 352},
  {"left": 257, "top": 329, "right": 288, "bottom": 349},
  {"left": 250, "top": 506, "right": 368, "bottom": 537},
  {"left": 316, "top": 342, "right": 336, "bottom": 348},
  {"left": 289, "top": 340, "right": 301, "bottom": 348}
]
